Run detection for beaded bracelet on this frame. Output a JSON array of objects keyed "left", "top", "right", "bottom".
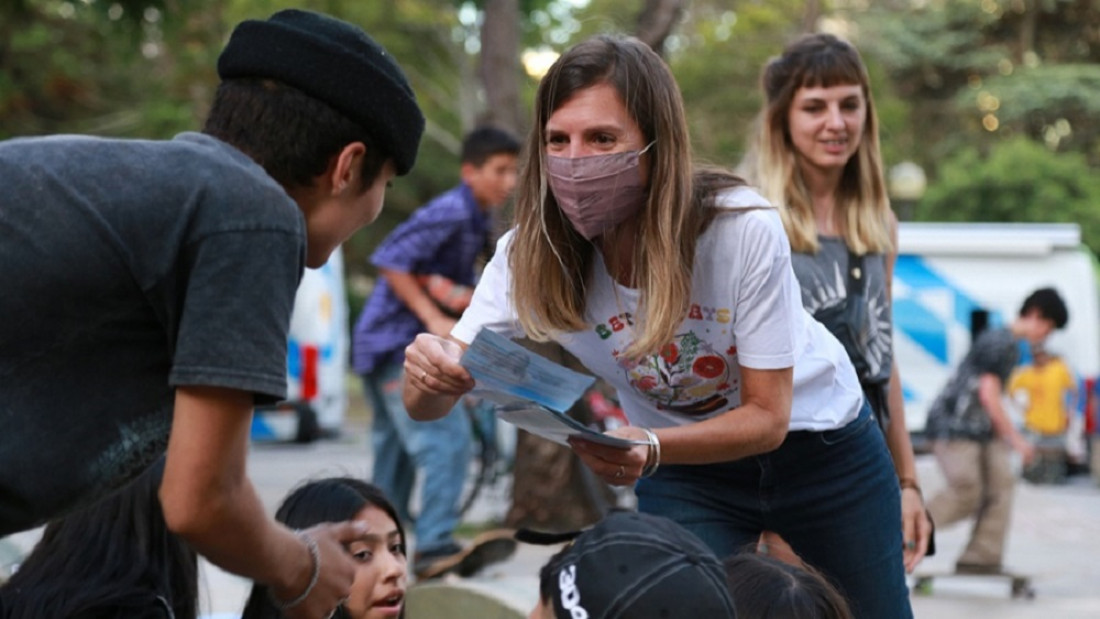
[
  {"left": 640, "top": 428, "right": 661, "bottom": 478},
  {"left": 271, "top": 530, "right": 321, "bottom": 611},
  {"left": 898, "top": 477, "right": 923, "bottom": 499}
]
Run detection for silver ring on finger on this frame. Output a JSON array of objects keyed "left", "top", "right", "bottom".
[{"left": 615, "top": 465, "right": 625, "bottom": 479}]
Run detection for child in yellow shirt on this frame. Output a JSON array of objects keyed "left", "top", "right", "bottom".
[{"left": 1009, "top": 347, "right": 1077, "bottom": 437}]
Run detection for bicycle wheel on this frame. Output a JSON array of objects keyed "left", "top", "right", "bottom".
[{"left": 458, "top": 401, "right": 504, "bottom": 518}]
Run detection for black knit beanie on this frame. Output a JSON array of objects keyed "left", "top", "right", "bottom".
[{"left": 217, "top": 9, "right": 425, "bottom": 176}]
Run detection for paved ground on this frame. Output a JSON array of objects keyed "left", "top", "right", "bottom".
[{"left": 6, "top": 420, "right": 1100, "bottom": 618}]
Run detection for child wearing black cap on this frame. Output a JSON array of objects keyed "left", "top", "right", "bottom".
[
  {"left": 0, "top": 9, "right": 423, "bottom": 619},
  {"left": 526, "top": 511, "right": 737, "bottom": 619}
]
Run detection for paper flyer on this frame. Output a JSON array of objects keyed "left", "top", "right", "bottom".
[
  {"left": 459, "top": 328, "right": 594, "bottom": 412},
  {"left": 460, "top": 329, "right": 644, "bottom": 450}
]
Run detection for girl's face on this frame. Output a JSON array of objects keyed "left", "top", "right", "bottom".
[
  {"left": 342, "top": 505, "right": 407, "bottom": 619},
  {"left": 786, "top": 82, "right": 866, "bottom": 175}
]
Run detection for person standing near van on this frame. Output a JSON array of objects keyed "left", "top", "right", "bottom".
[
  {"left": 925, "top": 288, "right": 1068, "bottom": 574},
  {"left": 0, "top": 9, "right": 424, "bottom": 618},
  {"left": 352, "top": 126, "right": 520, "bottom": 580},
  {"left": 739, "top": 32, "right": 932, "bottom": 571}
]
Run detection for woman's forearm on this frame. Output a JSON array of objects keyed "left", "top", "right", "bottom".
[{"left": 655, "top": 366, "right": 793, "bottom": 464}]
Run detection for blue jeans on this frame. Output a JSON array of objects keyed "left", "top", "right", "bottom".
[
  {"left": 636, "top": 402, "right": 912, "bottom": 618},
  {"left": 363, "top": 361, "right": 471, "bottom": 554}
]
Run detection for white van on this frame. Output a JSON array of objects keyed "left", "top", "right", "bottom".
[
  {"left": 251, "top": 251, "right": 349, "bottom": 442},
  {"left": 893, "top": 222, "right": 1100, "bottom": 446}
]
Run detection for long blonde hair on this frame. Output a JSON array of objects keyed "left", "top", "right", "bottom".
[
  {"left": 509, "top": 35, "right": 743, "bottom": 358},
  {"left": 741, "top": 33, "right": 892, "bottom": 255}
]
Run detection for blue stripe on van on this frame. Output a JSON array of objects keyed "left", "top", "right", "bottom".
[
  {"left": 251, "top": 415, "right": 276, "bottom": 440},
  {"left": 895, "top": 255, "right": 991, "bottom": 326},
  {"left": 893, "top": 297, "right": 948, "bottom": 363},
  {"left": 902, "top": 384, "right": 916, "bottom": 402},
  {"left": 894, "top": 255, "right": 1004, "bottom": 362}
]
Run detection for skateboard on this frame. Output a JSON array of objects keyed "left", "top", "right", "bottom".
[{"left": 912, "top": 570, "right": 1035, "bottom": 599}]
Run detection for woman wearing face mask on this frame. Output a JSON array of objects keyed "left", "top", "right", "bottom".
[
  {"left": 241, "top": 478, "right": 407, "bottom": 619},
  {"left": 739, "top": 33, "right": 933, "bottom": 574},
  {"left": 403, "top": 35, "right": 911, "bottom": 618}
]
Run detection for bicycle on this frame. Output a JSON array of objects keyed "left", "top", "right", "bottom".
[
  {"left": 457, "top": 395, "right": 513, "bottom": 520},
  {"left": 456, "top": 385, "right": 636, "bottom": 522}
]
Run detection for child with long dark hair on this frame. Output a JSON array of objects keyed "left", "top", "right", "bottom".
[
  {"left": 242, "top": 478, "right": 407, "bottom": 619},
  {"left": 724, "top": 553, "right": 853, "bottom": 619},
  {"left": 0, "top": 458, "right": 197, "bottom": 619}
]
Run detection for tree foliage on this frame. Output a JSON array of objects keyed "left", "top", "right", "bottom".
[
  {"left": 919, "top": 136, "right": 1100, "bottom": 253},
  {"left": 4, "top": 0, "right": 1100, "bottom": 261},
  {"left": 955, "top": 64, "right": 1100, "bottom": 160},
  {"left": 0, "top": 0, "right": 210, "bottom": 138}
]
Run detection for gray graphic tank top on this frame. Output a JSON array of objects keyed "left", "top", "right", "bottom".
[{"left": 790, "top": 236, "right": 893, "bottom": 384}]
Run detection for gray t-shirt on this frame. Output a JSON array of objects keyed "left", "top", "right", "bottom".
[
  {"left": 790, "top": 237, "right": 893, "bottom": 384},
  {"left": 0, "top": 132, "right": 305, "bottom": 533},
  {"left": 924, "top": 327, "right": 1019, "bottom": 441}
]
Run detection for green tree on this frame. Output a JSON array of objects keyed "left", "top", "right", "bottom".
[
  {"left": 855, "top": 0, "right": 1100, "bottom": 165},
  {"left": 0, "top": 0, "right": 206, "bottom": 139},
  {"left": 918, "top": 136, "right": 1100, "bottom": 254},
  {"left": 954, "top": 64, "right": 1100, "bottom": 162}
]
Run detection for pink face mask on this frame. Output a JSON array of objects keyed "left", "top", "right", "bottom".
[{"left": 546, "top": 141, "right": 656, "bottom": 240}]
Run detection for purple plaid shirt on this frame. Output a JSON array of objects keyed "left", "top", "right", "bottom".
[{"left": 352, "top": 183, "right": 490, "bottom": 374}]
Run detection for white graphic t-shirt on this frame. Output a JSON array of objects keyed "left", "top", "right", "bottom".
[{"left": 453, "top": 187, "right": 862, "bottom": 431}]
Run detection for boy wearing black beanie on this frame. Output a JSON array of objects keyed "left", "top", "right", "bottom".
[{"left": 0, "top": 9, "right": 423, "bottom": 619}]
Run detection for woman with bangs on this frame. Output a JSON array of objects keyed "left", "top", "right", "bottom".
[
  {"left": 740, "top": 32, "right": 933, "bottom": 576},
  {"left": 403, "top": 34, "right": 911, "bottom": 617}
]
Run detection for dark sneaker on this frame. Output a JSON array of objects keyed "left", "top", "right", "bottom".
[
  {"left": 412, "top": 542, "right": 465, "bottom": 580},
  {"left": 413, "top": 530, "right": 517, "bottom": 580},
  {"left": 955, "top": 562, "right": 1003, "bottom": 575},
  {"left": 454, "top": 530, "right": 518, "bottom": 577}
]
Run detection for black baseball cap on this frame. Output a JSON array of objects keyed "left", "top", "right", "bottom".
[{"left": 521, "top": 511, "right": 737, "bottom": 619}]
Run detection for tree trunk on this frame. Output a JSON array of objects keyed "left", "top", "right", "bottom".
[
  {"left": 634, "top": 0, "right": 685, "bottom": 55},
  {"left": 1018, "top": 0, "right": 1037, "bottom": 64},
  {"left": 477, "top": 0, "right": 523, "bottom": 134},
  {"left": 801, "top": 0, "right": 822, "bottom": 33}
]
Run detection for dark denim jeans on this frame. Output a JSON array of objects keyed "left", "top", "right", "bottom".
[{"left": 636, "top": 402, "right": 912, "bottom": 618}]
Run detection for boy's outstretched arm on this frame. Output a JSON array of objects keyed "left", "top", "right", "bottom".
[{"left": 162, "top": 385, "right": 364, "bottom": 618}]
